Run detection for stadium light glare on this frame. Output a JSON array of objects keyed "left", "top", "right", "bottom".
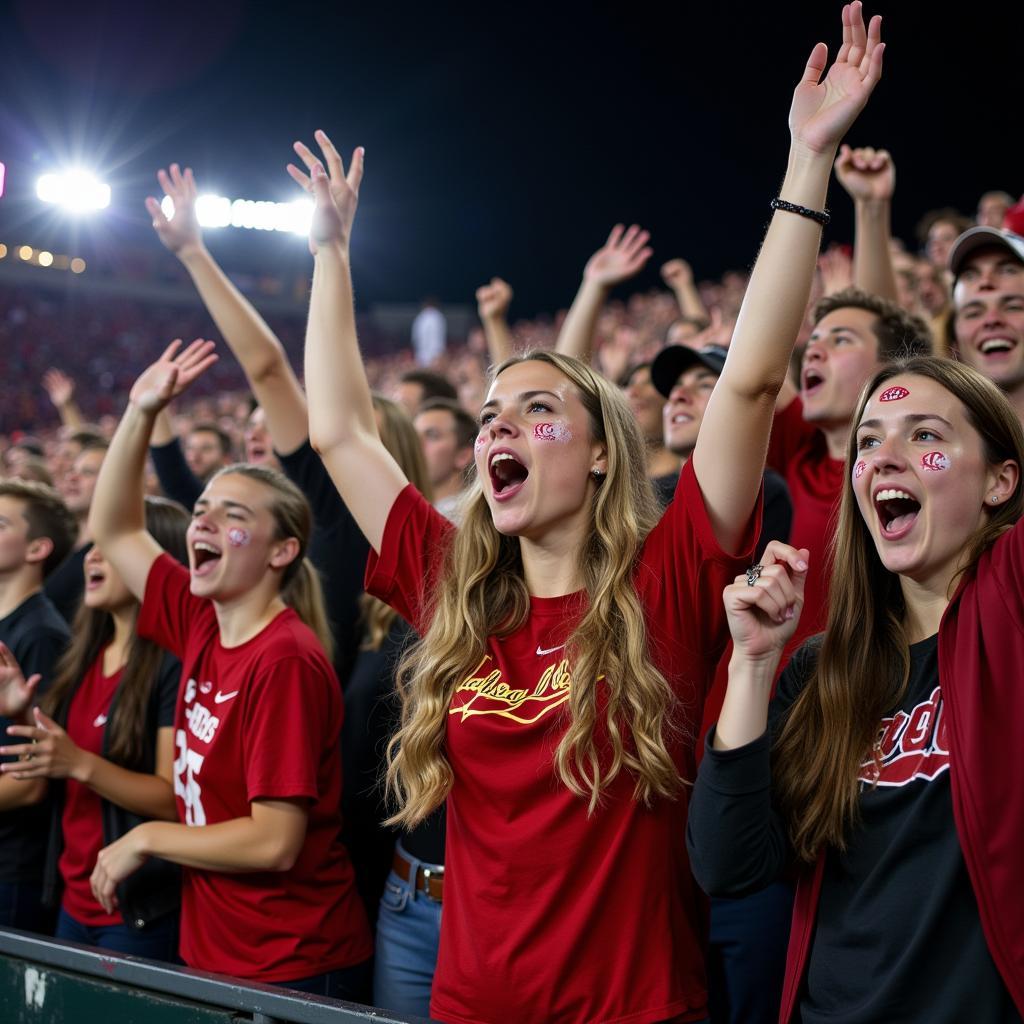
[
  {"left": 0, "top": 162, "right": 5, "bottom": 199},
  {"left": 18, "top": 245, "right": 33, "bottom": 261},
  {"left": 70, "top": 257, "right": 86, "bottom": 274},
  {"left": 36, "top": 169, "right": 111, "bottom": 212},
  {"left": 161, "top": 194, "right": 311, "bottom": 235},
  {"left": 0, "top": 243, "right": 7, "bottom": 259},
  {"left": 38, "top": 251, "right": 54, "bottom": 267}
]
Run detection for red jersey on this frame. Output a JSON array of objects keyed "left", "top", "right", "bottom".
[
  {"left": 366, "top": 460, "right": 758, "bottom": 1024},
  {"left": 59, "top": 658, "right": 123, "bottom": 926},
  {"left": 767, "top": 397, "right": 845, "bottom": 648},
  {"left": 138, "top": 554, "right": 371, "bottom": 982}
]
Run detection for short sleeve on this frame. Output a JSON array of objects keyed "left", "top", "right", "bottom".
[
  {"left": 137, "top": 553, "right": 209, "bottom": 660},
  {"left": 365, "top": 483, "right": 455, "bottom": 634},
  {"left": 154, "top": 655, "right": 181, "bottom": 729},
  {"left": 982, "top": 518, "right": 1024, "bottom": 630},
  {"left": 241, "top": 654, "right": 337, "bottom": 802}
]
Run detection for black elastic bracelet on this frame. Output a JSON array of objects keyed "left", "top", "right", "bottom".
[{"left": 770, "top": 197, "right": 830, "bottom": 227}]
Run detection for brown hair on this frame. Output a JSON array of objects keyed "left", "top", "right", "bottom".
[
  {"left": 417, "top": 397, "right": 478, "bottom": 452},
  {"left": 813, "top": 287, "right": 933, "bottom": 361},
  {"left": 773, "top": 357, "right": 1024, "bottom": 862},
  {"left": 43, "top": 498, "right": 189, "bottom": 767},
  {"left": 0, "top": 480, "right": 78, "bottom": 576}
]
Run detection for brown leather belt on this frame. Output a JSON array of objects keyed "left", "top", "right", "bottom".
[{"left": 392, "top": 847, "right": 444, "bottom": 903}]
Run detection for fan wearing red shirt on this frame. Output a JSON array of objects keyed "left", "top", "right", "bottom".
[
  {"left": 293, "top": 12, "right": 884, "bottom": 1016},
  {"left": 84, "top": 339, "right": 372, "bottom": 1000}
]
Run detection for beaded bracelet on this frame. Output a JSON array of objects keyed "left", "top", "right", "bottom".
[{"left": 770, "top": 197, "right": 830, "bottom": 226}]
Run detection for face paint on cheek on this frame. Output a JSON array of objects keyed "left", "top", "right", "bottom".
[
  {"left": 854, "top": 460, "right": 867, "bottom": 480},
  {"left": 921, "top": 451, "right": 951, "bottom": 472},
  {"left": 879, "top": 386, "right": 910, "bottom": 402},
  {"left": 534, "top": 422, "right": 572, "bottom": 442},
  {"left": 474, "top": 433, "right": 487, "bottom": 452},
  {"left": 227, "top": 527, "right": 251, "bottom": 547}
]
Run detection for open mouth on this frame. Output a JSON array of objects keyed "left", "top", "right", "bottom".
[
  {"left": 875, "top": 488, "right": 921, "bottom": 538},
  {"left": 489, "top": 451, "right": 529, "bottom": 499},
  {"left": 802, "top": 369, "right": 825, "bottom": 396},
  {"left": 247, "top": 444, "right": 268, "bottom": 461},
  {"left": 85, "top": 569, "right": 105, "bottom": 591},
  {"left": 192, "top": 541, "right": 223, "bottom": 577},
  {"left": 977, "top": 337, "right": 1016, "bottom": 358}
]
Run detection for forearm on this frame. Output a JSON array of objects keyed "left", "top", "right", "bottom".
[
  {"left": 554, "top": 278, "right": 607, "bottom": 362},
  {"left": 78, "top": 754, "right": 176, "bottom": 821},
  {"left": 90, "top": 403, "right": 152, "bottom": 545},
  {"left": 138, "top": 814, "right": 303, "bottom": 873},
  {"left": 853, "top": 198, "right": 899, "bottom": 302},
  {"left": 57, "top": 401, "right": 85, "bottom": 429},
  {"left": 714, "top": 653, "right": 781, "bottom": 750},
  {"left": 481, "top": 314, "right": 514, "bottom": 366},
  {"left": 672, "top": 281, "right": 707, "bottom": 323}
]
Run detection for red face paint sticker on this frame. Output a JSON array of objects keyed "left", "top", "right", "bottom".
[
  {"left": 879, "top": 386, "right": 909, "bottom": 402},
  {"left": 534, "top": 423, "right": 557, "bottom": 440},
  {"left": 475, "top": 433, "right": 486, "bottom": 451},
  {"left": 854, "top": 460, "right": 867, "bottom": 479},
  {"left": 227, "top": 527, "right": 251, "bottom": 547},
  {"left": 921, "top": 451, "right": 950, "bottom": 472}
]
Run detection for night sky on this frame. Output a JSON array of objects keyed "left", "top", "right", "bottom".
[{"left": 0, "top": 0, "right": 1018, "bottom": 317}]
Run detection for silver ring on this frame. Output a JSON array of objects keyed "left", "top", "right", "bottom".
[{"left": 745, "top": 564, "right": 764, "bottom": 587}]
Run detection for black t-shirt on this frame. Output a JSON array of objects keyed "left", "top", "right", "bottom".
[
  {"left": 0, "top": 592, "right": 71, "bottom": 883},
  {"left": 652, "top": 467, "right": 792, "bottom": 561},
  {"left": 149, "top": 437, "right": 204, "bottom": 512},
  {"left": 43, "top": 543, "right": 90, "bottom": 625},
  {"left": 688, "top": 636, "right": 1020, "bottom": 1023}
]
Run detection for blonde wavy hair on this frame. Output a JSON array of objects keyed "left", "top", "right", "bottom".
[{"left": 386, "top": 350, "right": 681, "bottom": 826}]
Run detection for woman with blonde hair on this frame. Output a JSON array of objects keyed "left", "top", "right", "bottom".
[
  {"left": 82, "top": 339, "right": 372, "bottom": 998},
  {"left": 689, "top": 357, "right": 1024, "bottom": 1020},
  {"left": 296, "top": 6, "right": 883, "bottom": 1019}
]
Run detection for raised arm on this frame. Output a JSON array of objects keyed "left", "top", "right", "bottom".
[
  {"left": 147, "top": 165, "right": 309, "bottom": 454},
  {"left": 834, "top": 143, "right": 899, "bottom": 302},
  {"left": 291, "top": 131, "right": 407, "bottom": 554},
  {"left": 554, "top": 224, "right": 653, "bottom": 363},
  {"left": 475, "top": 277, "right": 515, "bottom": 366},
  {"left": 691, "top": 2, "right": 884, "bottom": 552},
  {"left": 42, "top": 369, "right": 84, "bottom": 429},
  {"left": 89, "top": 339, "right": 218, "bottom": 600},
  {"left": 660, "top": 259, "right": 709, "bottom": 324}
]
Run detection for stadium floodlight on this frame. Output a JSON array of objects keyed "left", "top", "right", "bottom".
[
  {"left": 36, "top": 169, "right": 111, "bottom": 212},
  {"left": 0, "top": 162, "right": 6, "bottom": 199},
  {"left": 162, "top": 194, "right": 312, "bottom": 235}
]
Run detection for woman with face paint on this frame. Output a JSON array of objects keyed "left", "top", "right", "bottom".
[
  {"left": 0, "top": 498, "right": 187, "bottom": 959},
  {"left": 297, "top": 6, "right": 884, "bottom": 1021},
  {"left": 688, "top": 357, "right": 1024, "bottom": 1021},
  {"left": 83, "top": 340, "right": 372, "bottom": 998}
]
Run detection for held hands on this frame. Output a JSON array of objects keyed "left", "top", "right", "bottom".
[
  {"left": 129, "top": 339, "right": 218, "bottom": 415},
  {"left": 584, "top": 224, "right": 653, "bottom": 288},
  {"left": 0, "top": 707, "right": 85, "bottom": 781},
  {"left": 0, "top": 643, "right": 40, "bottom": 720},
  {"left": 287, "top": 130, "right": 364, "bottom": 255},
  {"left": 91, "top": 826, "right": 150, "bottom": 914},
  {"left": 724, "top": 542, "right": 810, "bottom": 663},
  {"left": 789, "top": 2, "right": 884, "bottom": 157},
  {"left": 476, "top": 277, "right": 513, "bottom": 321},
  {"left": 41, "top": 368, "right": 76, "bottom": 410},
  {"left": 146, "top": 165, "right": 204, "bottom": 257},
  {"left": 834, "top": 144, "right": 894, "bottom": 203}
]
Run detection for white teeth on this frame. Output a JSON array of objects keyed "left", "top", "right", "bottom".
[
  {"left": 672, "top": 414, "right": 692, "bottom": 424},
  {"left": 980, "top": 338, "right": 1014, "bottom": 353},
  {"left": 194, "top": 542, "right": 221, "bottom": 555},
  {"left": 875, "top": 488, "right": 916, "bottom": 503},
  {"left": 490, "top": 452, "right": 519, "bottom": 467}
]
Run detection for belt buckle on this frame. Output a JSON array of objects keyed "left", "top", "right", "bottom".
[{"left": 419, "top": 866, "right": 441, "bottom": 899}]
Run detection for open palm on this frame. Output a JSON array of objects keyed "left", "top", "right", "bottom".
[
  {"left": 147, "top": 164, "right": 203, "bottom": 255},
  {"left": 129, "top": 339, "right": 218, "bottom": 413},
  {"left": 0, "top": 644, "right": 38, "bottom": 719},
  {"left": 790, "top": 2, "right": 884, "bottom": 156},
  {"left": 584, "top": 224, "right": 653, "bottom": 287},
  {"left": 287, "top": 130, "right": 364, "bottom": 254}
]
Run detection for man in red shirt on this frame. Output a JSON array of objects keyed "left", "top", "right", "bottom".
[{"left": 768, "top": 289, "right": 930, "bottom": 645}]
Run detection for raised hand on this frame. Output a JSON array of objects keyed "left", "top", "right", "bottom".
[
  {"left": 146, "top": 164, "right": 203, "bottom": 257},
  {"left": 723, "top": 542, "right": 809, "bottom": 663},
  {"left": 129, "top": 339, "right": 218, "bottom": 414},
  {"left": 287, "top": 130, "right": 364, "bottom": 254},
  {"left": 0, "top": 707, "right": 85, "bottom": 781},
  {"left": 476, "top": 278, "right": 513, "bottom": 322},
  {"left": 819, "top": 243, "right": 854, "bottom": 295},
  {"left": 789, "top": 2, "right": 885, "bottom": 156},
  {"left": 41, "top": 368, "right": 75, "bottom": 410},
  {"left": 660, "top": 259, "right": 694, "bottom": 292},
  {"left": 0, "top": 644, "right": 40, "bottom": 720},
  {"left": 583, "top": 224, "right": 653, "bottom": 287},
  {"left": 834, "top": 143, "right": 894, "bottom": 203}
]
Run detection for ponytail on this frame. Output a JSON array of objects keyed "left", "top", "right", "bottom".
[{"left": 282, "top": 557, "right": 335, "bottom": 663}]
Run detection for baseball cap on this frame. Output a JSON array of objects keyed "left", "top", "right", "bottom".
[
  {"left": 650, "top": 345, "right": 727, "bottom": 398},
  {"left": 948, "top": 226, "right": 1024, "bottom": 281}
]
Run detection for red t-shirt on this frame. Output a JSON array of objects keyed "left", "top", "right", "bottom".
[
  {"left": 367, "top": 460, "right": 758, "bottom": 1024},
  {"left": 767, "top": 396, "right": 845, "bottom": 648},
  {"left": 59, "top": 657, "right": 123, "bottom": 926},
  {"left": 137, "top": 554, "right": 371, "bottom": 982}
]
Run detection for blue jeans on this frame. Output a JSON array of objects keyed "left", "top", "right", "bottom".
[
  {"left": 56, "top": 906, "right": 180, "bottom": 962},
  {"left": 0, "top": 880, "right": 54, "bottom": 934},
  {"left": 373, "top": 846, "right": 442, "bottom": 1018}
]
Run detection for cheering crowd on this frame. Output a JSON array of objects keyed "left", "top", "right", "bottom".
[{"left": 2, "top": 4, "right": 1024, "bottom": 1022}]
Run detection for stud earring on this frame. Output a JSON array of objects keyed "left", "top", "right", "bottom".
[
  {"left": 591, "top": 468, "right": 605, "bottom": 480},
  {"left": 991, "top": 496, "right": 1000, "bottom": 504}
]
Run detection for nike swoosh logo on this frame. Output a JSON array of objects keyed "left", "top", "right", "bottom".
[
  {"left": 535, "top": 644, "right": 566, "bottom": 657},
  {"left": 214, "top": 690, "right": 239, "bottom": 704},
  {"left": 93, "top": 714, "right": 108, "bottom": 727}
]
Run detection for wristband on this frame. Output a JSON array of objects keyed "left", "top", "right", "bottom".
[{"left": 770, "top": 197, "right": 830, "bottom": 227}]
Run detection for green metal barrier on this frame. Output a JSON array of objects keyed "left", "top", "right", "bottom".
[{"left": 0, "top": 927, "right": 426, "bottom": 1024}]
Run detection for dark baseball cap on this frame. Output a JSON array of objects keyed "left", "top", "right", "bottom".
[
  {"left": 650, "top": 345, "right": 728, "bottom": 398},
  {"left": 948, "top": 226, "right": 1024, "bottom": 281}
]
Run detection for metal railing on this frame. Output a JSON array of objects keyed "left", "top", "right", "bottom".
[{"left": 0, "top": 927, "right": 427, "bottom": 1024}]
